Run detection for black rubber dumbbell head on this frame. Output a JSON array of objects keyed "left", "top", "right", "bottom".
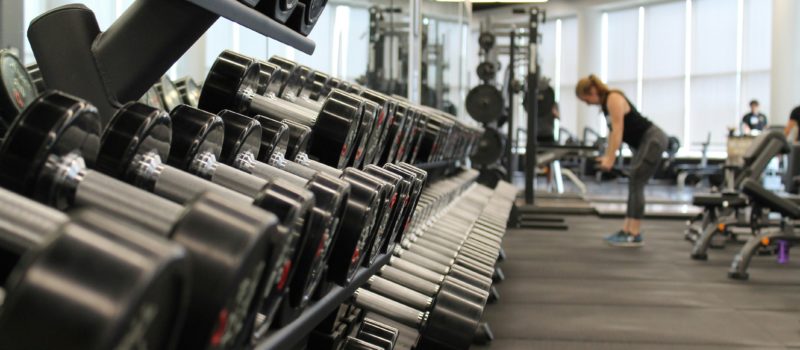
[
  {"left": 198, "top": 50, "right": 260, "bottom": 116},
  {"left": 218, "top": 109, "right": 262, "bottom": 165},
  {"left": 0, "top": 90, "right": 101, "bottom": 206},
  {"left": 96, "top": 101, "right": 171, "bottom": 182},
  {"left": 167, "top": 104, "right": 225, "bottom": 172}
]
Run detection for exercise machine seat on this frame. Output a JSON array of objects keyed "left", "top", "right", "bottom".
[
  {"left": 692, "top": 192, "right": 748, "bottom": 208},
  {"left": 741, "top": 179, "right": 800, "bottom": 219}
]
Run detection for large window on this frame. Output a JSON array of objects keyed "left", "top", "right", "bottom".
[
  {"left": 601, "top": 0, "right": 773, "bottom": 151},
  {"left": 22, "top": 1, "right": 375, "bottom": 97},
  {"left": 690, "top": 0, "right": 738, "bottom": 147},
  {"left": 520, "top": 17, "right": 579, "bottom": 137},
  {"left": 642, "top": 1, "right": 685, "bottom": 144}
]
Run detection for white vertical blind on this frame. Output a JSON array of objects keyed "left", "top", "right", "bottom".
[
  {"left": 690, "top": 0, "right": 739, "bottom": 146},
  {"left": 559, "top": 17, "right": 579, "bottom": 135},
  {"left": 641, "top": 1, "right": 685, "bottom": 143},
  {"left": 345, "top": 7, "right": 370, "bottom": 82},
  {"left": 740, "top": 0, "right": 772, "bottom": 121},
  {"left": 606, "top": 8, "right": 639, "bottom": 103},
  {"left": 538, "top": 21, "right": 557, "bottom": 86}
]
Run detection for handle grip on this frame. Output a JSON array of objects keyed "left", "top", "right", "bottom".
[
  {"left": 366, "top": 276, "right": 432, "bottom": 310},
  {"left": 379, "top": 265, "right": 439, "bottom": 295},
  {"left": 77, "top": 171, "right": 181, "bottom": 235},
  {"left": 352, "top": 288, "right": 425, "bottom": 329}
]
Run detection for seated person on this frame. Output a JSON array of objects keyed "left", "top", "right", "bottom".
[{"left": 741, "top": 99, "right": 768, "bottom": 134}]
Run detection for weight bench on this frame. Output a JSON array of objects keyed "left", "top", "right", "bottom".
[
  {"left": 728, "top": 179, "right": 800, "bottom": 280},
  {"left": 688, "top": 130, "right": 789, "bottom": 258}
]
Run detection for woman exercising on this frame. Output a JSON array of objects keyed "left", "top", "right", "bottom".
[{"left": 576, "top": 75, "right": 668, "bottom": 247}]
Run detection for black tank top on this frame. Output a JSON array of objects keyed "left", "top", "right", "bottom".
[{"left": 601, "top": 90, "right": 653, "bottom": 149}]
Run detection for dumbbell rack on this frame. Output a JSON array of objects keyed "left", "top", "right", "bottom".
[
  {"left": 254, "top": 253, "right": 391, "bottom": 349},
  {"left": 254, "top": 160, "right": 463, "bottom": 349}
]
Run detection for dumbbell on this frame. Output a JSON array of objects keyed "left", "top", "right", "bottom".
[
  {"left": 351, "top": 284, "right": 484, "bottom": 350},
  {"left": 351, "top": 317, "right": 400, "bottom": 350},
  {"left": 265, "top": 58, "right": 378, "bottom": 169},
  {"left": 213, "top": 109, "right": 401, "bottom": 273},
  {"left": 399, "top": 225, "right": 500, "bottom": 280},
  {"left": 376, "top": 99, "right": 414, "bottom": 165},
  {"left": 361, "top": 273, "right": 490, "bottom": 338},
  {"left": 199, "top": 50, "right": 361, "bottom": 169},
  {"left": 0, "top": 91, "right": 279, "bottom": 349},
  {"left": 362, "top": 165, "right": 412, "bottom": 255},
  {"left": 247, "top": 0, "right": 298, "bottom": 23},
  {"left": 254, "top": 56, "right": 378, "bottom": 170},
  {"left": 378, "top": 180, "right": 496, "bottom": 281},
  {"left": 99, "top": 102, "right": 322, "bottom": 331},
  {"left": 380, "top": 164, "right": 426, "bottom": 243},
  {"left": 357, "top": 90, "right": 396, "bottom": 165},
  {"left": 174, "top": 76, "right": 202, "bottom": 107},
  {"left": 155, "top": 75, "right": 183, "bottom": 111},
  {"left": 208, "top": 109, "right": 351, "bottom": 330},
  {"left": 384, "top": 163, "right": 427, "bottom": 235},
  {"left": 25, "top": 62, "right": 46, "bottom": 94},
  {"left": 286, "top": 0, "right": 328, "bottom": 35},
  {"left": 343, "top": 337, "right": 385, "bottom": 350},
  {"left": 386, "top": 183, "right": 499, "bottom": 291},
  {"left": 214, "top": 112, "right": 383, "bottom": 287},
  {"left": 0, "top": 50, "right": 37, "bottom": 134},
  {"left": 140, "top": 86, "right": 166, "bottom": 110},
  {"left": 0, "top": 188, "right": 189, "bottom": 349}
]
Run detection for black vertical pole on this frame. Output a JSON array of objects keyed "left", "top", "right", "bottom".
[
  {"left": 524, "top": 8, "right": 541, "bottom": 204},
  {"left": 507, "top": 29, "right": 516, "bottom": 183}
]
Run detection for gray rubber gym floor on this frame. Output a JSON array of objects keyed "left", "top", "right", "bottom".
[{"left": 476, "top": 215, "right": 800, "bottom": 349}]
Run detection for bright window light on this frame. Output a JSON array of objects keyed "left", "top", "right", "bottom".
[
  {"left": 636, "top": 6, "right": 644, "bottom": 109},
  {"left": 683, "top": 0, "right": 692, "bottom": 144}
]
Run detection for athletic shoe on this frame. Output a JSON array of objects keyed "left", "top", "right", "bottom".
[{"left": 604, "top": 231, "right": 644, "bottom": 247}]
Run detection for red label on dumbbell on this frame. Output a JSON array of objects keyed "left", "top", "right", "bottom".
[
  {"left": 277, "top": 260, "right": 292, "bottom": 291},
  {"left": 209, "top": 309, "right": 229, "bottom": 347},
  {"left": 13, "top": 90, "right": 24, "bottom": 108},
  {"left": 351, "top": 247, "right": 360, "bottom": 265},
  {"left": 390, "top": 193, "right": 397, "bottom": 209},
  {"left": 341, "top": 144, "right": 348, "bottom": 157},
  {"left": 377, "top": 111, "right": 385, "bottom": 126}
]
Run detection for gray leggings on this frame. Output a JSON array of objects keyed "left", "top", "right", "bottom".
[{"left": 627, "top": 126, "right": 669, "bottom": 219}]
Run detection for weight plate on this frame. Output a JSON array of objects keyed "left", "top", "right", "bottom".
[
  {"left": 476, "top": 61, "right": 497, "bottom": 81},
  {"left": 466, "top": 84, "right": 503, "bottom": 124},
  {"left": 478, "top": 32, "right": 495, "bottom": 51},
  {"left": 0, "top": 50, "right": 37, "bottom": 129},
  {"left": 470, "top": 127, "right": 504, "bottom": 165}
]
